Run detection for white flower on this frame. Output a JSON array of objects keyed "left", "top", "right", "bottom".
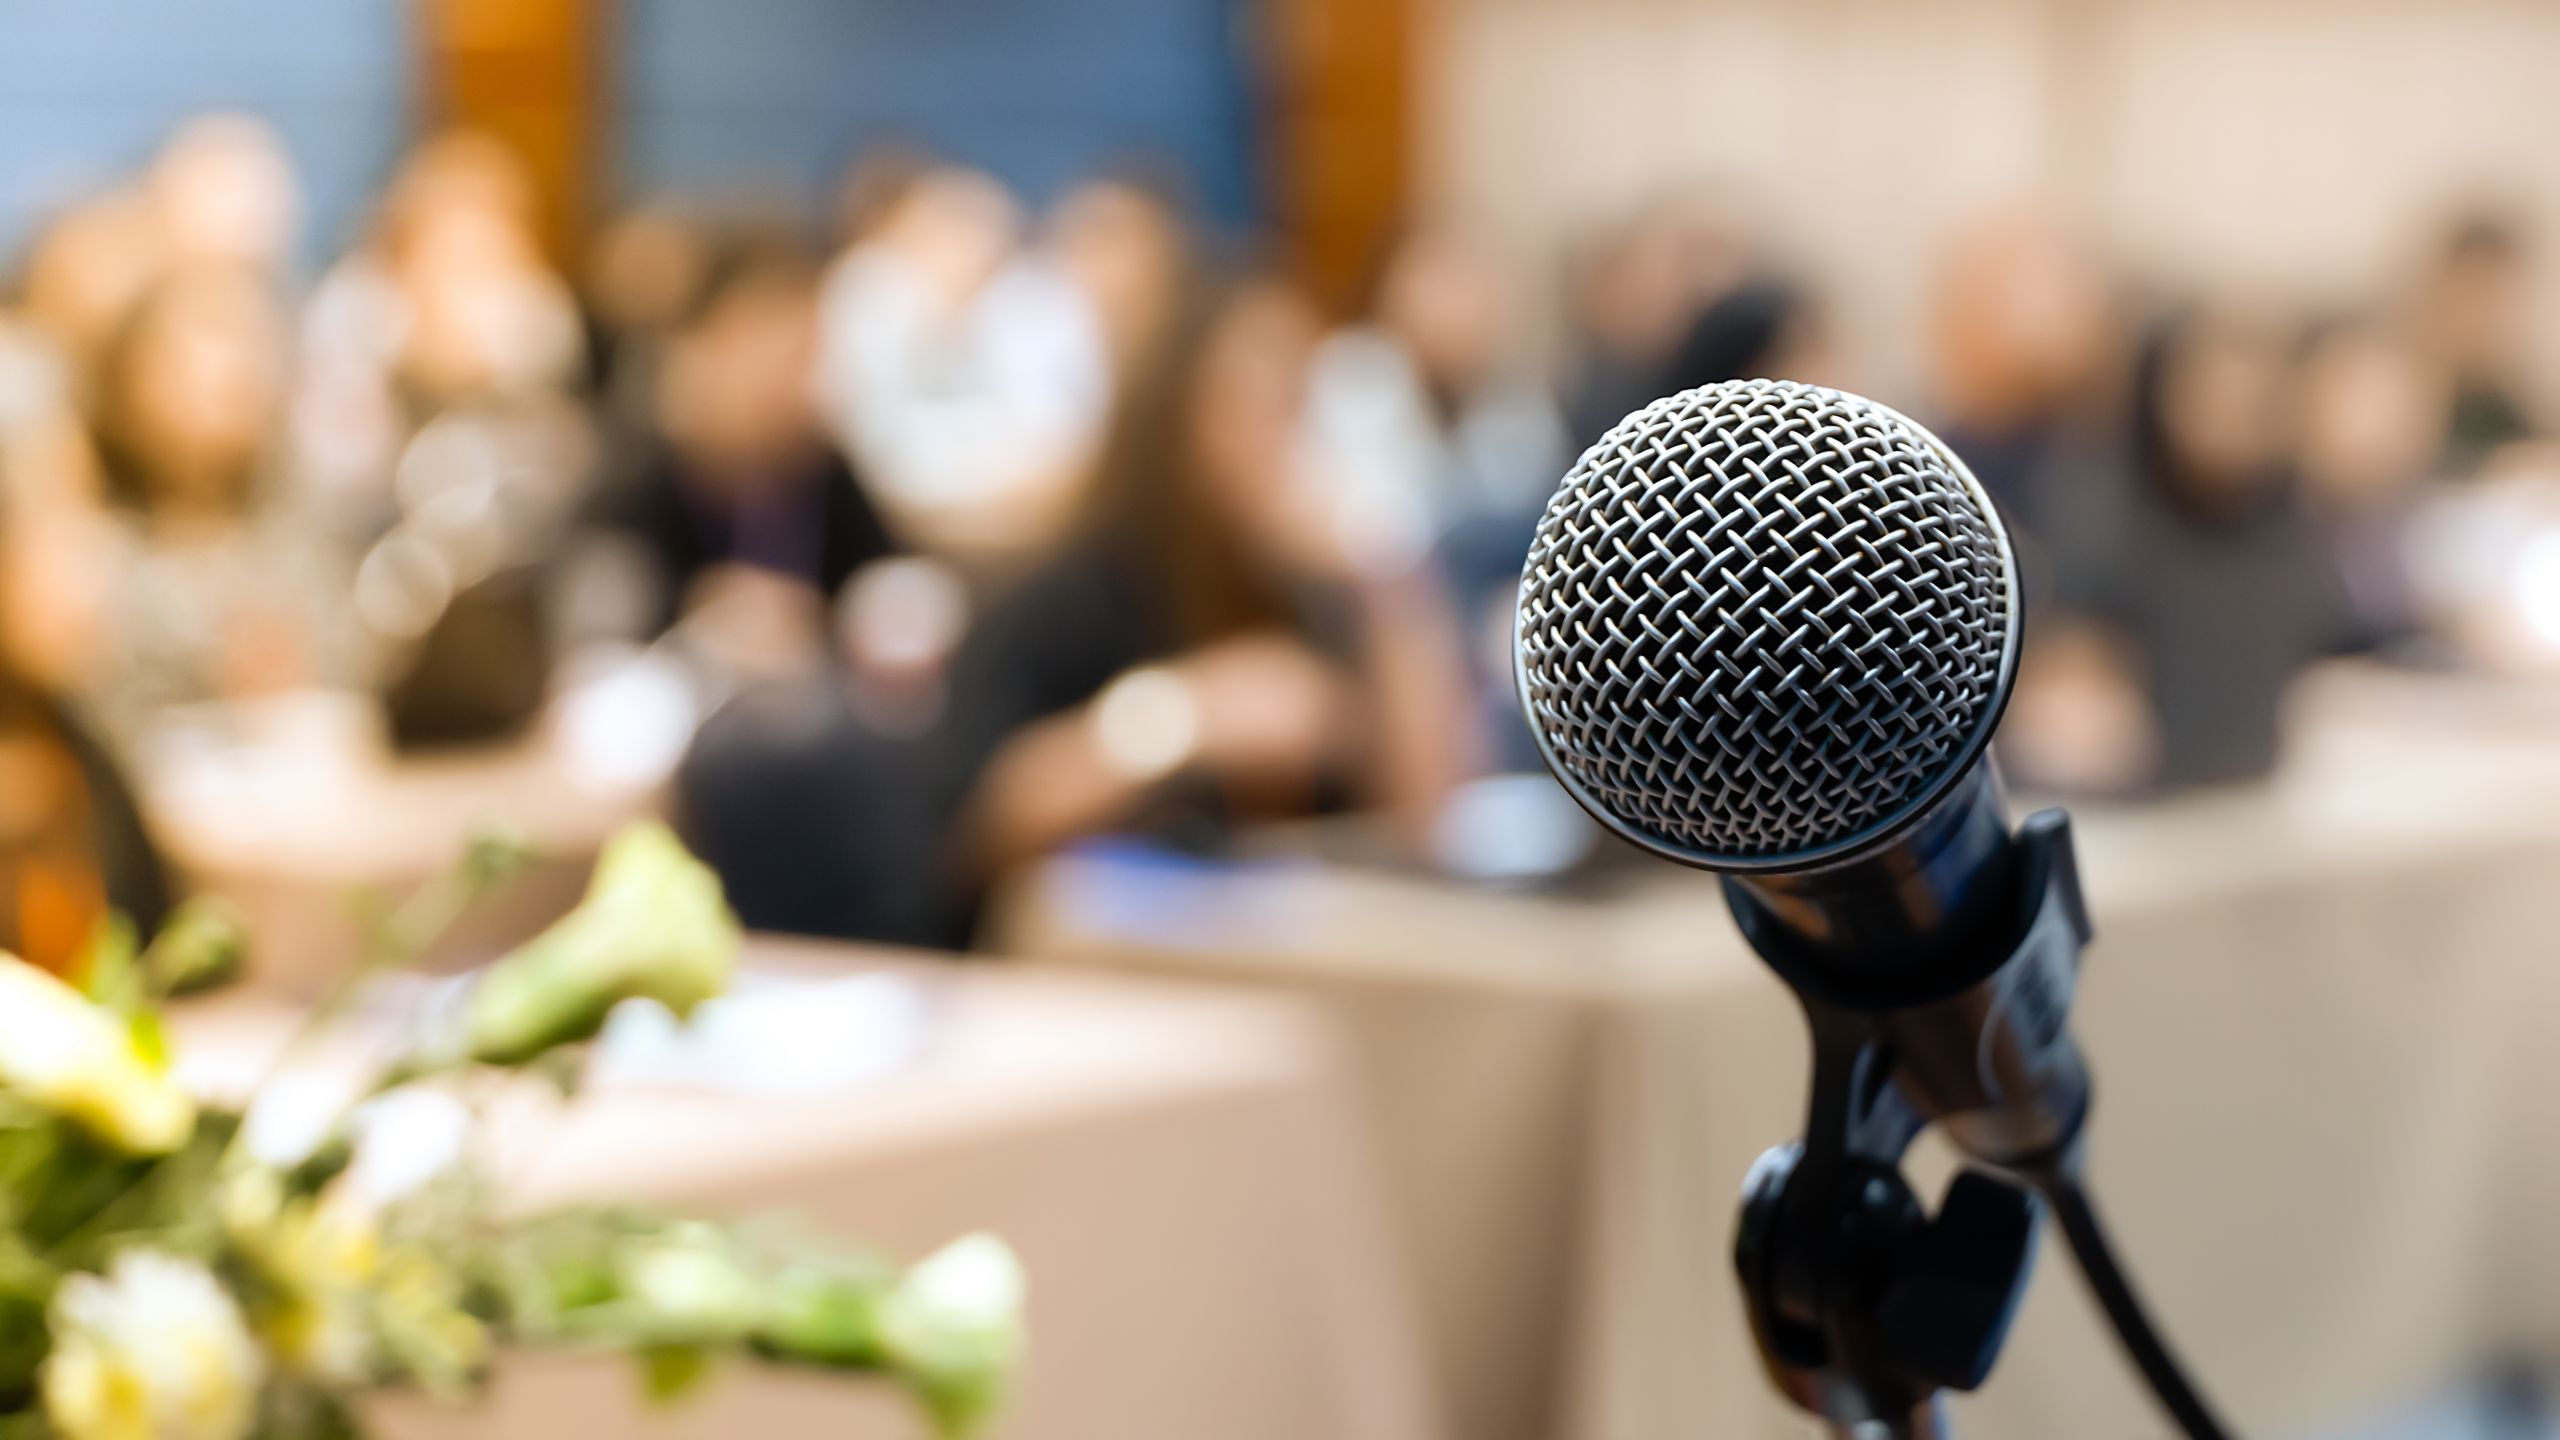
[
  {"left": 621, "top": 1226, "right": 764, "bottom": 1342},
  {"left": 43, "top": 1251, "right": 266, "bottom": 1440},
  {"left": 0, "top": 955, "right": 194, "bottom": 1152},
  {"left": 879, "top": 1234, "right": 1026, "bottom": 1432}
]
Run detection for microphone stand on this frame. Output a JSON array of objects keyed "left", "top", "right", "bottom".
[
  {"left": 1733, "top": 1007, "right": 2043, "bottom": 1440},
  {"left": 1733, "top": 810, "right": 2117, "bottom": 1440}
]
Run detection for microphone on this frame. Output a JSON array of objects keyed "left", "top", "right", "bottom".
[
  {"left": 1514, "top": 380, "right": 2236, "bottom": 1438},
  {"left": 1514, "top": 378, "right": 2077, "bottom": 1165}
]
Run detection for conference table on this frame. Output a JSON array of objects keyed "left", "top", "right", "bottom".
[
  {"left": 174, "top": 943, "right": 1439, "bottom": 1440},
  {"left": 998, "top": 661, "right": 2560, "bottom": 1440}
]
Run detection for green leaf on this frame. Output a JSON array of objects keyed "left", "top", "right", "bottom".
[
  {"left": 528, "top": 1047, "right": 587, "bottom": 1099},
  {"left": 259, "top": 1382, "right": 369, "bottom": 1440},
  {"left": 755, "top": 1262, "right": 891, "bottom": 1368},
  {"left": 74, "top": 912, "right": 141, "bottom": 1012},
  {"left": 459, "top": 827, "right": 537, "bottom": 894},
  {"left": 139, "top": 900, "right": 248, "bottom": 997},
  {"left": 638, "top": 1344, "right": 716, "bottom": 1406},
  {"left": 460, "top": 823, "right": 740, "bottom": 1068}
]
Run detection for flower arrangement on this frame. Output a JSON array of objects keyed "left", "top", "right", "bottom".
[{"left": 0, "top": 822, "right": 1024, "bottom": 1440}]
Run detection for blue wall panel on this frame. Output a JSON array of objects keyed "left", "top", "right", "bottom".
[
  {"left": 618, "top": 0, "right": 1262, "bottom": 226},
  {"left": 0, "top": 0, "right": 411, "bottom": 270}
]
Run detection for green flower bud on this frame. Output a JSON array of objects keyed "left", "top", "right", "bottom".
[{"left": 464, "top": 823, "right": 741, "bottom": 1067}]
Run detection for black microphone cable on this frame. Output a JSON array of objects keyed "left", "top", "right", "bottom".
[{"left": 2021, "top": 1157, "right": 2240, "bottom": 1440}]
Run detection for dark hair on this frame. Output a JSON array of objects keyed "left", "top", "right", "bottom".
[
  {"left": 1662, "top": 278, "right": 1804, "bottom": 393},
  {"left": 675, "top": 230, "right": 819, "bottom": 335},
  {"left": 2443, "top": 211, "right": 2526, "bottom": 269},
  {"left": 1080, "top": 269, "right": 1304, "bottom": 646},
  {"left": 2125, "top": 305, "right": 2291, "bottom": 524}
]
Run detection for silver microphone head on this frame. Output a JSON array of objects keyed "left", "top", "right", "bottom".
[{"left": 1515, "top": 379, "right": 2020, "bottom": 871}]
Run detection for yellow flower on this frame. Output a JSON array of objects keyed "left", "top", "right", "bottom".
[
  {"left": 226, "top": 1185, "right": 485, "bottom": 1393},
  {"left": 0, "top": 955, "right": 193, "bottom": 1153},
  {"left": 245, "top": 1196, "right": 381, "bottom": 1385},
  {"left": 464, "top": 822, "right": 742, "bottom": 1066},
  {"left": 43, "top": 1251, "right": 265, "bottom": 1440}
]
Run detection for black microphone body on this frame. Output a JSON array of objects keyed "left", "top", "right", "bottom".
[{"left": 1724, "top": 764, "right": 2090, "bottom": 1170}]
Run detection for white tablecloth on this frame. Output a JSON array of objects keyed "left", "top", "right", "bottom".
[{"left": 1004, "top": 664, "right": 2560, "bottom": 1439}]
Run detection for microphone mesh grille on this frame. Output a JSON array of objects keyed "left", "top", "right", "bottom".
[{"left": 1516, "top": 380, "right": 2014, "bottom": 863}]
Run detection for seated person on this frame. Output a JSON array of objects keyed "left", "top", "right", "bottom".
[
  {"left": 0, "top": 470, "right": 173, "bottom": 971},
  {"left": 592, "top": 239, "right": 898, "bottom": 642},
  {"left": 2019, "top": 306, "right": 2347, "bottom": 792},
  {"left": 86, "top": 265, "right": 358, "bottom": 746},
  {"left": 939, "top": 271, "right": 1480, "bottom": 907}
]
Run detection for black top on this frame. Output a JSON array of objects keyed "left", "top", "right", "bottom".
[
  {"left": 2445, "top": 379, "right": 2534, "bottom": 475},
  {"left": 2043, "top": 455, "right": 2348, "bottom": 790},
  {"left": 934, "top": 542, "right": 1362, "bottom": 850},
  {"left": 937, "top": 545, "right": 1181, "bottom": 805},
  {"left": 599, "top": 438, "right": 897, "bottom": 634}
]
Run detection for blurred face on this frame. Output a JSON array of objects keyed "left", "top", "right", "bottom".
[
  {"left": 1579, "top": 219, "right": 1690, "bottom": 361},
  {"left": 2297, "top": 327, "right": 2449, "bottom": 505},
  {"left": 2160, "top": 316, "right": 2287, "bottom": 500},
  {"left": 590, "top": 211, "right": 710, "bottom": 338},
  {"left": 152, "top": 115, "right": 300, "bottom": 272},
  {"left": 122, "top": 274, "right": 287, "bottom": 500},
  {"left": 663, "top": 278, "right": 819, "bottom": 471},
  {"left": 1053, "top": 183, "right": 1185, "bottom": 364},
  {"left": 1932, "top": 217, "right": 2111, "bottom": 422},
  {"left": 2434, "top": 252, "right": 2526, "bottom": 374},
  {"left": 1379, "top": 231, "right": 1506, "bottom": 391},
  {"left": 398, "top": 203, "right": 574, "bottom": 401},
  {"left": 1189, "top": 285, "right": 1320, "bottom": 544}
]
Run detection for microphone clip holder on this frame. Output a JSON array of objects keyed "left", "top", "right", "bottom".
[{"left": 1731, "top": 810, "right": 2093, "bottom": 1440}]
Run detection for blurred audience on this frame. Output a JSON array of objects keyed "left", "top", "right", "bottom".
[
  {"left": 1305, "top": 222, "right": 1568, "bottom": 570},
  {"left": 1562, "top": 204, "right": 1697, "bottom": 449},
  {"left": 299, "top": 132, "right": 589, "bottom": 541},
  {"left": 1927, "top": 212, "right": 2116, "bottom": 539},
  {"left": 583, "top": 205, "right": 715, "bottom": 432},
  {"left": 2421, "top": 212, "right": 2540, "bottom": 474},
  {"left": 9, "top": 106, "right": 2560, "bottom": 941},
  {"left": 1660, "top": 275, "right": 1833, "bottom": 393},
  {"left": 816, "top": 165, "right": 1104, "bottom": 564},
  {"left": 2026, "top": 306, "right": 2347, "bottom": 791},
  {"left": 942, "top": 272, "right": 1480, "bottom": 898},
  {"left": 0, "top": 475, "right": 170, "bottom": 974},
  {"left": 86, "top": 265, "right": 356, "bottom": 743},
  {"left": 593, "top": 237, "right": 898, "bottom": 645},
  {"left": 2294, "top": 313, "right": 2451, "bottom": 655}
]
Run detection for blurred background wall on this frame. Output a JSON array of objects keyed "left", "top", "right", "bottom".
[
  {"left": 1434, "top": 0, "right": 2560, "bottom": 396},
  {"left": 0, "top": 0, "right": 410, "bottom": 266},
  {"left": 618, "top": 0, "right": 1263, "bottom": 224},
  {"left": 19, "top": 0, "right": 2557, "bottom": 400}
]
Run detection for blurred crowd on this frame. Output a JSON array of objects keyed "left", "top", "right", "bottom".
[{"left": 0, "top": 114, "right": 2549, "bottom": 962}]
